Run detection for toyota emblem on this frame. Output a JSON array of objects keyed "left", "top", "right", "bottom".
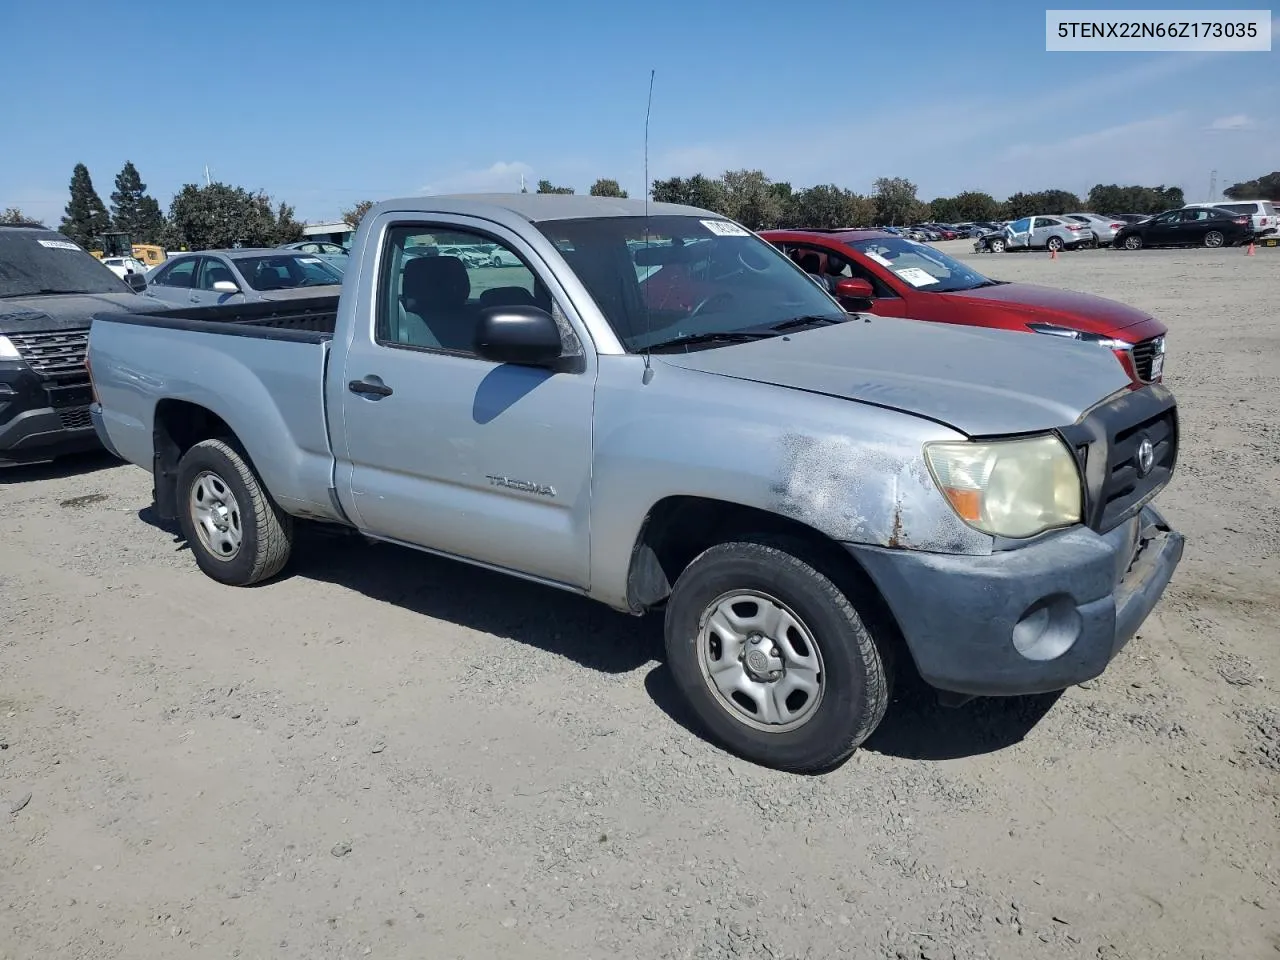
[{"left": 1135, "top": 437, "right": 1155, "bottom": 477}]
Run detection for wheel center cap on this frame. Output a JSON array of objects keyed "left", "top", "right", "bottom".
[{"left": 745, "top": 649, "right": 771, "bottom": 674}]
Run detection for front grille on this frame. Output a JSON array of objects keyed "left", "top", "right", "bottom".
[
  {"left": 1098, "top": 409, "right": 1176, "bottom": 530},
  {"left": 5, "top": 329, "right": 90, "bottom": 381},
  {"left": 57, "top": 406, "right": 93, "bottom": 430},
  {"left": 1060, "top": 386, "right": 1179, "bottom": 533},
  {"left": 1130, "top": 335, "right": 1164, "bottom": 382}
]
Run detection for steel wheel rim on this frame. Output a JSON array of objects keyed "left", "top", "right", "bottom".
[
  {"left": 1125, "top": 236, "right": 1141, "bottom": 250},
  {"left": 1205, "top": 231, "right": 1223, "bottom": 248},
  {"left": 991, "top": 239, "right": 1005, "bottom": 252},
  {"left": 189, "top": 470, "right": 243, "bottom": 561},
  {"left": 696, "top": 589, "right": 826, "bottom": 733},
  {"left": 1048, "top": 238, "right": 1062, "bottom": 251}
]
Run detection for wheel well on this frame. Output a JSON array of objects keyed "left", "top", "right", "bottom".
[
  {"left": 626, "top": 497, "right": 880, "bottom": 608},
  {"left": 152, "top": 400, "right": 234, "bottom": 521}
]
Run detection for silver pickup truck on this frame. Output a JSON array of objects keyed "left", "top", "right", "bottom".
[{"left": 87, "top": 194, "right": 1184, "bottom": 772}]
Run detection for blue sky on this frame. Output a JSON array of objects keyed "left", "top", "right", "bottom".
[{"left": 4, "top": 0, "right": 1276, "bottom": 226}]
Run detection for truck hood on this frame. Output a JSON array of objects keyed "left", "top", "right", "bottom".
[
  {"left": 0, "top": 291, "right": 165, "bottom": 334},
  {"left": 944, "top": 282, "right": 1155, "bottom": 334},
  {"left": 658, "top": 315, "right": 1132, "bottom": 436}
]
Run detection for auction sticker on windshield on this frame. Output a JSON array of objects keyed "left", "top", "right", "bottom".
[
  {"left": 895, "top": 267, "right": 940, "bottom": 287},
  {"left": 700, "top": 220, "right": 751, "bottom": 237},
  {"left": 37, "top": 239, "right": 80, "bottom": 251}
]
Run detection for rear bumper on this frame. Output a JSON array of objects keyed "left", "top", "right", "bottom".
[{"left": 846, "top": 505, "right": 1184, "bottom": 696}]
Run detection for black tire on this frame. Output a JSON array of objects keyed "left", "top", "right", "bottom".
[
  {"left": 663, "top": 539, "right": 890, "bottom": 773},
  {"left": 175, "top": 438, "right": 293, "bottom": 586},
  {"left": 1203, "top": 230, "right": 1224, "bottom": 248},
  {"left": 1122, "top": 234, "right": 1143, "bottom": 251},
  {"left": 1046, "top": 236, "right": 1064, "bottom": 252},
  {"left": 989, "top": 237, "right": 1006, "bottom": 253}
]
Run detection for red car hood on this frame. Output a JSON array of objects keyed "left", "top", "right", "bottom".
[{"left": 945, "top": 282, "right": 1158, "bottom": 336}]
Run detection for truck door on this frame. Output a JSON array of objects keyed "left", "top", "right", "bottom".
[{"left": 332, "top": 216, "right": 596, "bottom": 589}]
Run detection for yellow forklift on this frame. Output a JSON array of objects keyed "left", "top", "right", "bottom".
[{"left": 90, "top": 231, "right": 166, "bottom": 267}]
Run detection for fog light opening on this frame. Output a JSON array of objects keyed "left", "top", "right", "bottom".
[{"left": 1012, "top": 594, "right": 1082, "bottom": 661}]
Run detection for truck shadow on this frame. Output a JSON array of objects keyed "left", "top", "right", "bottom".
[
  {"left": 290, "top": 530, "right": 663, "bottom": 675},
  {"left": 863, "top": 675, "right": 1063, "bottom": 761},
  {"left": 138, "top": 516, "right": 1062, "bottom": 758},
  {"left": 0, "top": 451, "right": 122, "bottom": 484},
  {"left": 643, "top": 663, "right": 1062, "bottom": 764}
]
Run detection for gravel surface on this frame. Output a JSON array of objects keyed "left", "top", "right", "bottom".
[{"left": 2, "top": 243, "right": 1277, "bottom": 959}]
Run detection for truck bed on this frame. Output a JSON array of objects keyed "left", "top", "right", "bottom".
[
  {"left": 89, "top": 294, "right": 344, "bottom": 524},
  {"left": 95, "top": 295, "right": 340, "bottom": 342}
]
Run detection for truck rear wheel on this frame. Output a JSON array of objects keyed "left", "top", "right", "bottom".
[
  {"left": 663, "top": 539, "right": 890, "bottom": 773},
  {"left": 175, "top": 438, "right": 293, "bottom": 586}
]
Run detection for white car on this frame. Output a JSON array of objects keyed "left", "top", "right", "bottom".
[
  {"left": 101, "top": 256, "right": 148, "bottom": 279},
  {"left": 1183, "top": 200, "right": 1277, "bottom": 237}
]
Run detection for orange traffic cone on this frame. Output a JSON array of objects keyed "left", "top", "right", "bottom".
[
  {"left": 1049, "top": 246, "right": 1059, "bottom": 260},
  {"left": 1246, "top": 240, "right": 1256, "bottom": 256}
]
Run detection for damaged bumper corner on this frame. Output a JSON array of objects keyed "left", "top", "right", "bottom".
[{"left": 845, "top": 505, "right": 1185, "bottom": 697}]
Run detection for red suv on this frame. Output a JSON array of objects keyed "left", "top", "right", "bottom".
[{"left": 760, "top": 229, "right": 1167, "bottom": 385}]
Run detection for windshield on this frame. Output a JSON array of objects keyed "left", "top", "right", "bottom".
[
  {"left": 533, "top": 215, "right": 845, "bottom": 351},
  {"left": 848, "top": 236, "right": 996, "bottom": 293},
  {"left": 0, "top": 230, "right": 128, "bottom": 298},
  {"left": 232, "top": 254, "right": 343, "bottom": 291}
]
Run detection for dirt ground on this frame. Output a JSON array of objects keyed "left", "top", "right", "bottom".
[{"left": 2, "top": 244, "right": 1277, "bottom": 960}]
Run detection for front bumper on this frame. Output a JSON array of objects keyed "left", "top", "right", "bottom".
[
  {"left": 847, "top": 505, "right": 1184, "bottom": 696},
  {"left": 0, "top": 362, "right": 100, "bottom": 463}
]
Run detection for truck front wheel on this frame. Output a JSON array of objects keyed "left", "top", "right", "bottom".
[
  {"left": 175, "top": 438, "right": 293, "bottom": 586},
  {"left": 663, "top": 539, "right": 890, "bottom": 773}
]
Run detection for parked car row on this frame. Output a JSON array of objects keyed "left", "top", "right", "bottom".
[
  {"left": 972, "top": 201, "right": 1273, "bottom": 253},
  {"left": 80, "top": 193, "right": 1184, "bottom": 774}
]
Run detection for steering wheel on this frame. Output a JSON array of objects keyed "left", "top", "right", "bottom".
[{"left": 688, "top": 291, "right": 735, "bottom": 319}]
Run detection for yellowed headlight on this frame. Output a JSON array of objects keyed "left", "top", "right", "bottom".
[{"left": 924, "top": 434, "right": 1082, "bottom": 539}]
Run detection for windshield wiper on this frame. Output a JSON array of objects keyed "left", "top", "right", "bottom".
[
  {"left": 768, "top": 314, "right": 847, "bottom": 332},
  {"left": 646, "top": 330, "right": 777, "bottom": 352},
  {"left": 0, "top": 288, "right": 64, "bottom": 299}
]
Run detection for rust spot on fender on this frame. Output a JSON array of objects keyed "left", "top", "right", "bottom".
[{"left": 888, "top": 501, "right": 904, "bottom": 548}]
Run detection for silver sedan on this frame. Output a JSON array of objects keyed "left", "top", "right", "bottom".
[
  {"left": 139, "top": 249, "right": 343, "bottom": 307},
  {"left": 1063, "top": 213, "right": 1126, "bottom": 247}
]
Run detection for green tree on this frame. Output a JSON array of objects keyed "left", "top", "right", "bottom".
[
  {"left": 651, "top": 174, "right": 728, "bottom": 212},
  {"left": 342, "top": 200, "right": 375, "bottom": 229},
  {"left": 536, "top": 179, "right": 574, "bottom": 195},
  {"left": 1223, "top": 171, "right": 1280, "bottom": 201},
  {"left": 270, "top": 199, "right": 304, "bottom": 244},
  {"left": 790, "top": 184, "right": 874, "bottom": 229},
  {"left": 164, "top": 182, "right": 303, "bottom": 251},
  {"left": 719, "top": 169, "right": 782, "bottom": 230},
  {"left": 928, "top": 197, "right": 961, "bottom": 223},
  {"left": 1086, "top": 183, "right": 1184, "bottom": 215},
  {"left": 1, "top": 207, "right": 34, "bottom": 225},
  {"left": 60, "top": 163, "right": 111, "bottom": 248},
  {"left": 109, "top": 161, "right": 166, "bottom": 244},
  {"left": 588, "top": 178, "right": 628, "bottom": 198},
  {"left": 872, "top": 176, "right": 920, "bottom": 226},
  {"left": 1003, "top": 189, "right": 1081, "bottom": 218}
]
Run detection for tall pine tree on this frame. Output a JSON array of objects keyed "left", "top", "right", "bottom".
[
  {"left": 60, "top": 163, "right": 111, "bottom": 249},
  {"left": 110, "top": 161, "right": 166, "bottom": 244}
]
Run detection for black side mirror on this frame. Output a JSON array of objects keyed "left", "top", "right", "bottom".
[
  {"left": 125, "top": 272, "right": 147, "bottom": 292},
  {"left": 474, "top": 305, "right": 563, "bottom": 366}
]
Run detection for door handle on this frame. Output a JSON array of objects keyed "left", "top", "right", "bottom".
[{"left": 348, "top": 378, "right": 393, "bottom": 398}]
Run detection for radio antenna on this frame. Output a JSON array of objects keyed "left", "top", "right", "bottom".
[{"left": 642, "top": 68, "right": 656, "bottom": 384}]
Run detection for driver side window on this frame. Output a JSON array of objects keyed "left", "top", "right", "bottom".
[
  {"left": 153, "top": 258, "right": 196, "bottom": 288},
  {"left": 378, "top": 225, "right": 560, "bottom": 356}
]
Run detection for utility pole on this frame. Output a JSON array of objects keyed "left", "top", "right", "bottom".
[
  {"left": 1207, "top": 169, "right": 1217, "bottom": 201},
  {"left": 204, "top": 165, "right": 212, "bottom": 187}
]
